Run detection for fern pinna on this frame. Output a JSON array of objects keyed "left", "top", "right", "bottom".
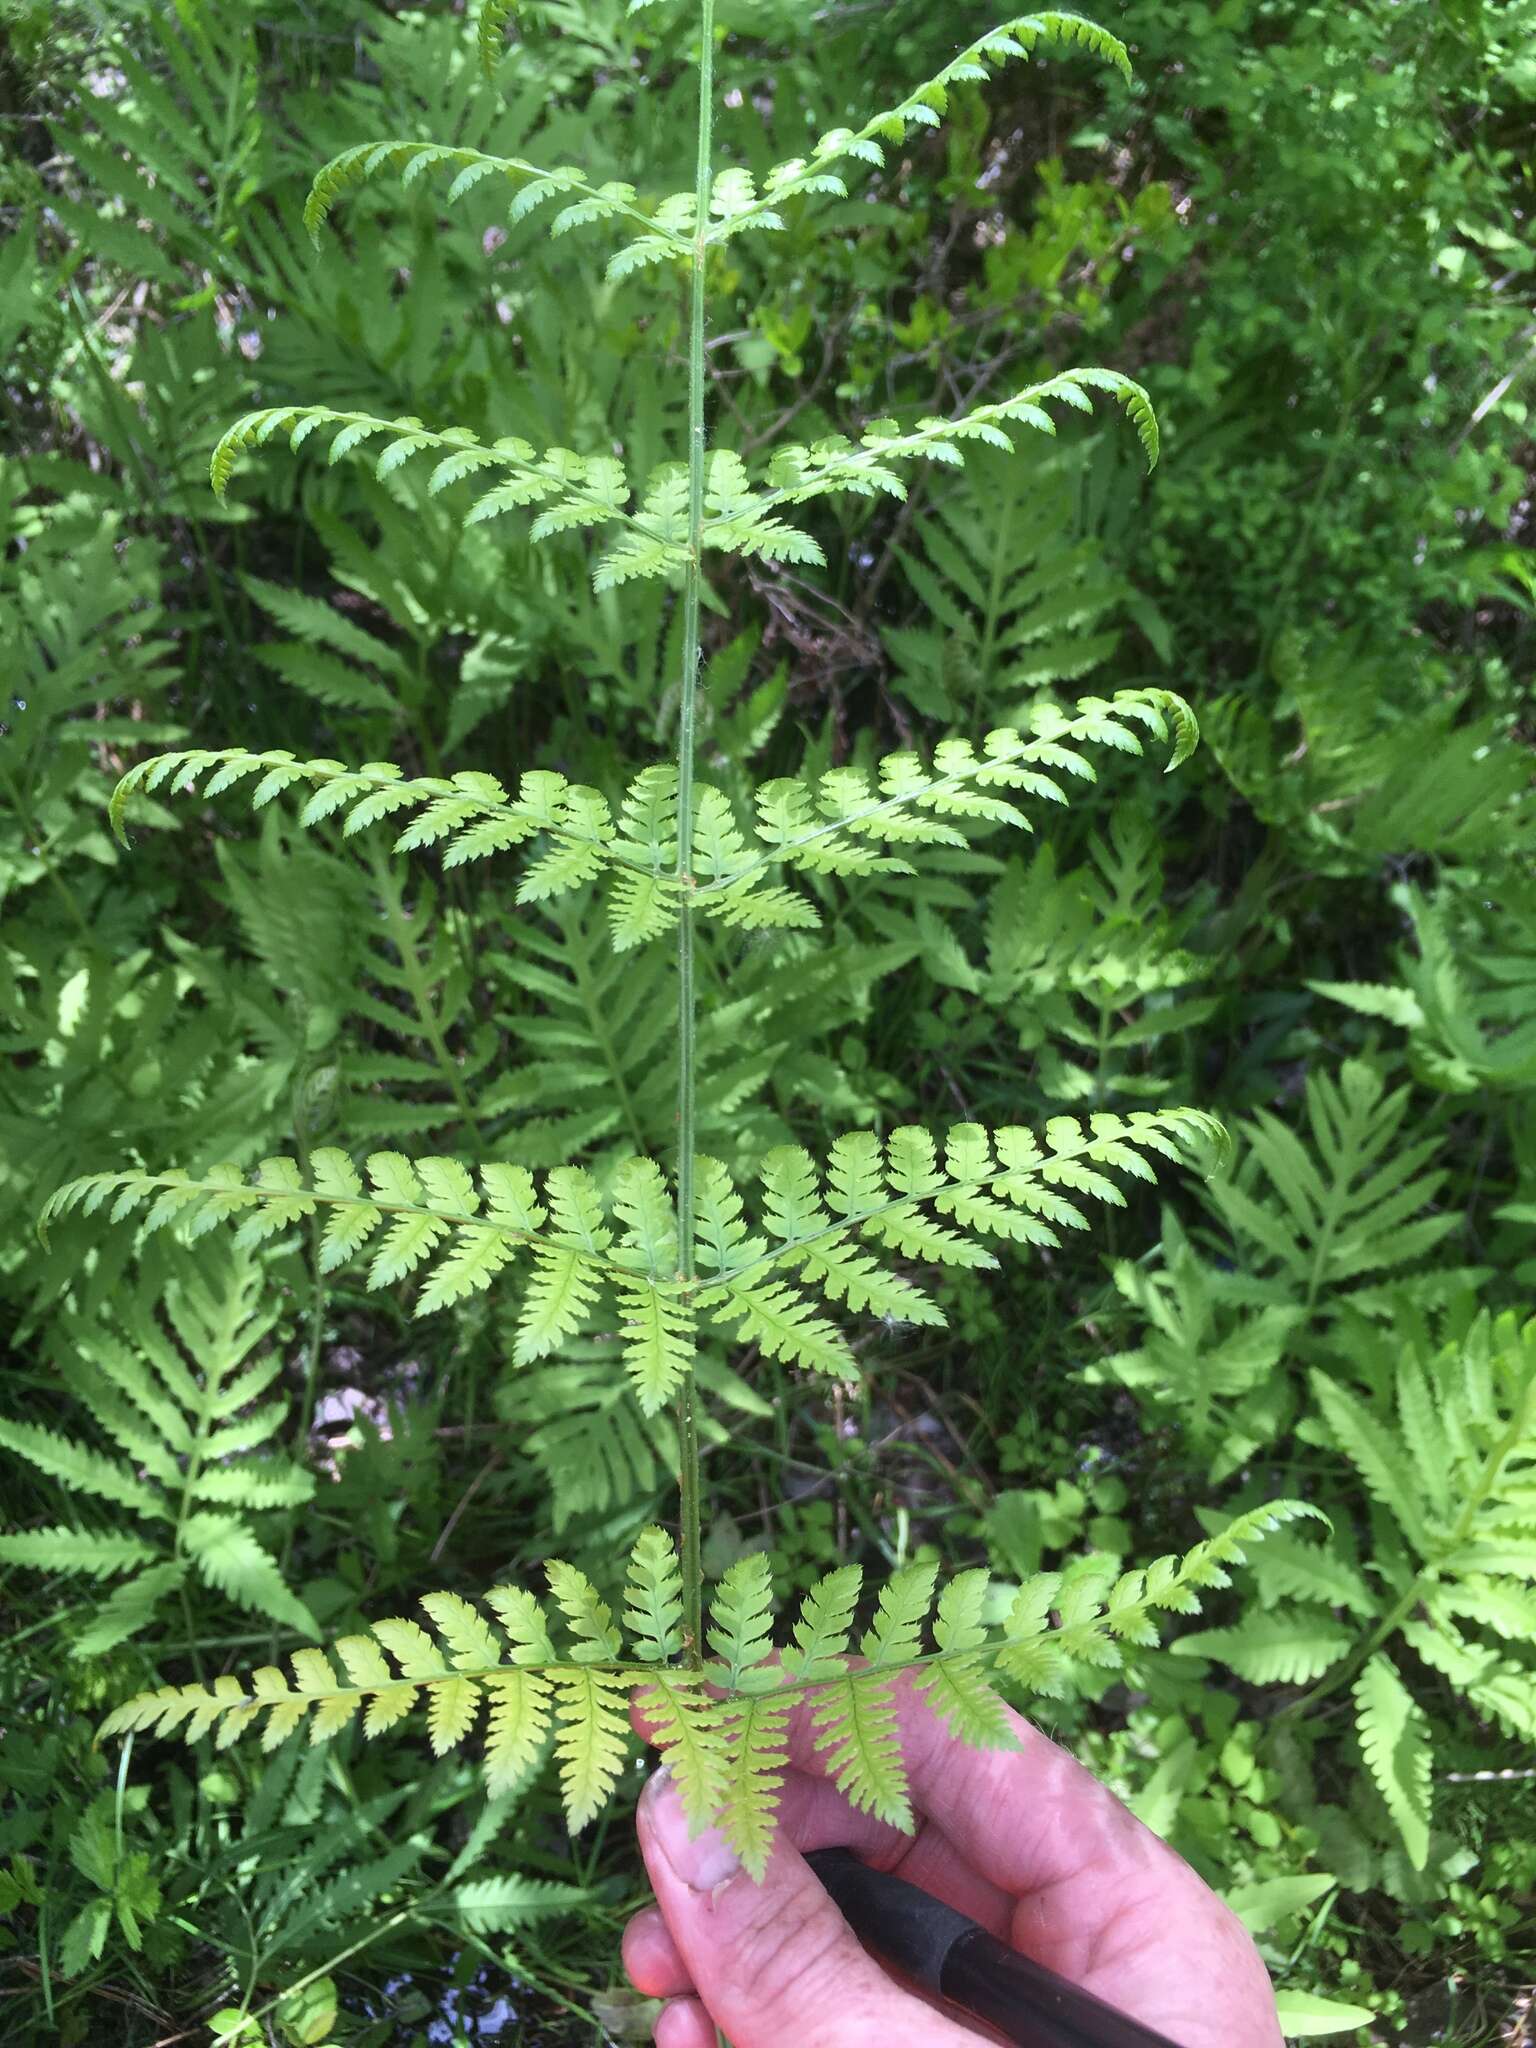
[
  {"left": 104, "top": 1505, "right": 1317, "bottom": 1878},
  {"left": 42, "top": 1, "right": 1303, "bottom": 1869}
]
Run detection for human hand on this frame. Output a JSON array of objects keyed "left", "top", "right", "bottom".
[{"left": 622, "top": 1673, "right": 1283, "bottom": 2048}]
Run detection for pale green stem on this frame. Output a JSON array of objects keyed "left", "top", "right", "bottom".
[
  {"left": 287, "top": 1047, "right": 330, "bottom": 1457},
  {"left": 673, "top": 0, "right": 716, "bottom": 1667}
]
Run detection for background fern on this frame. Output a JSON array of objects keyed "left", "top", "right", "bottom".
[{"left": 0, "top": 1255, "right": 318, "bottom": 1653}]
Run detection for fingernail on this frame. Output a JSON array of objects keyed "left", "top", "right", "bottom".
[{"left": 640, "top": 1766, "right": 742, "bottom": 1893}]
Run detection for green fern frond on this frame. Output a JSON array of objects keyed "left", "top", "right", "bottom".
[
  {"left": 917, "top": 1561, "right": 1017, "bottom": 1749},
  {"left": 692, "top": 373, "right": 1159, "bottom": 576},
  {"left": 810, "top": 1672, "right": 912, "bottom": 1827},
  {"left": 0, "top": 1260, "right": 317, "bottom": 1649},
  {"left": 109, "top": 746, "right": 622, "bottom": 873},
  {"left": 107, "top": 694, "right": 1196, "bottom": 977},
  {"left": 0, "top": 1419, "right": 161, "bottom": 1517},
  {"left": 209, "top": 407, "right": 632, "bottom": 540},
  {"left": 303, "top": 142, "right": 669, "bottom": 249},
  {"left": 1162, "top": 1312, "right": 1536, "bottom": 1866},
  {"left": 46, "top": 1107, "right": 1223, "bottom": 1396},
  {"left": 0, "top": 1528, "right": 158, "bottom": 1579},
  {"left": 782, "top": 1565, "right": 861, "bottom": 1682},
  {"left": 181, "top": 1515, "right": 319, "bottom": 1638},
  {"left": 623, "top": 1526, "right": 686, "bottom": 1663},
  {"left": 639, "top": 1671, "right": 729, "bottom": 1827},
  {"left": 1172, "top": 1607, "right": 1353, "bottom": 1686},
  {"left": 731, "top": 15, "right": 1130, "bottom": 243},
  {"left": 478, "top": 0, "right": 518, "bottom": 76},
  {"left": 1209, "top": 1059, "right": 1456, "bottom": 1312},
  {"left": 1353, "top": 1654, "right": 1433, "bottom": 1870},
  {"left": 707, "top": 1553, "right": 778, "bottom": 1689},
  {"left": 96, "top": 1508, "right": 1313, "bottom": 1860}
]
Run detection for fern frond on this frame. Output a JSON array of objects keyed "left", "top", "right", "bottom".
[
  {"left": 0, "top": 1419, "right": 161, "bottom": 1517},
  {"left": 0, "top": 1259, "right": 317, "bottom": 1652},
  {"left": 616, "top": 1278, "right": 697, "bottom": 1408},
  {"left": 109, "top": 747, "right": 625, "bottom": 880},
  {"left": 1309, "top": 1370, "right": 1431, "bottom": 1559},
  {"left": 303, "top": 142, "right": 671, "bottom": 248},
  {"left": 707, "top": 1554, "right": 778, "bottom": 1690},
  {"left": 181, "top": 1515, "right": 319, "bottom": 1638},
  {"left": 550, "top": 1667, "right": 632, "bottom": 1828},
  {"left": 715, "top": 1692, "right": 791, "bottom": 1881},
  {"left": 640, "top": 1671, "right": 729, "bottom": 1827},
  {"left": 705, "top": 1110, "right": 1224, "bottom": 1352},
  {"left": 1353, "top": 1654, "right": 1433, "bottom": 1870},
  {"left": 546, "top": 1557, "right": 624, "bottom": 1662},
  {"left": 705, "top": 371, "right": 1159, "bottom": 557},
  {"left": 209, "top": 408, "right": 632, "bottom": 542},
  {"left": 483, "top": 1671, "right": 554, "bottom": 1790},
  {"left": 913, "top": 1569, "right": 1015, "bottom": 1747},
  {"left": 724, "top": 15, "right": 1130, "bottom": 244},
  {"left": 478, "top": 0, "right": 517, "bottom": 75},
  {"left": 0, "top": 1528, "right": 158, "bottom": 1579},
  {"left": 1209, "top": 1059, "right": 1456, "bottom": 1312},
  {"left": 48, "top": 1109, "right": 1219, "bottom": 1399},
  {"left": 782, "top": 1565, "right": 861, "bottom": 1682},
  {"left": 1171, "top": 1607, "right": 1353, "bottom": 1686},
  {"left": 623, "top": 1526, "right": 686, "bottom": 1663},
  {"left": 77, "top": 1564, "right": 190, "bottom": 1658},
  {"left": 107, "top": 691, "right": 1195, "bottom": 964},
  {"left": 810, "top": 1673, "right": 911, "bottom": 1828},
  {"left": 96, "top": 1510, "right": 1312, "bottom": 1852},
  {"left": 716, "top": 689, "right": 1197, "bottom": 902}
]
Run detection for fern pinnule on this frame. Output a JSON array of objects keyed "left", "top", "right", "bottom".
[{"left": 1352, "top": 1654, "right": 1433, "bottom": 1871}]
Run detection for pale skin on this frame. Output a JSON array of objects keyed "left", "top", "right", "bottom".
[{"left": 622, "top": 1675, "right": 1284, "bottom": 2048}]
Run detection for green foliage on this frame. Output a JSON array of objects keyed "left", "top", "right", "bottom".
[
  {"left": 1313, "top": 880, "right": 1536, "bottom": 1097},
  {"left": 1175, "top": 1311, "right": 1536, "bottom": 1871},
  {"left": 1206, "top": 1058, "right": 1459, "bottom": 1322},
  {"left": 881, "top": 443, "right": 1146, "bottom": 722},
  {"left": 108, "top": 686, "right": 1197, "bottom": 947},
  {"left": 0, "top": 1255, "right": 318, "bottom": 1650},
  {"left": 47, "top": 1107, "right": 1219, "bottom": 1411},
  {"left": 4, "top": 0, "right": 1534, "bottom": 2032},
  {"left": 209, "top": 371, "right": 1156, "bottom": 589},
  {"left": 106, "top": 1507, "right": 1315, "bottom": 1878}
]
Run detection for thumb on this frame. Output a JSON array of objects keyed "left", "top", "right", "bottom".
[{"left": 635, "top": 1768, "right": 970, "bottom": 2048}]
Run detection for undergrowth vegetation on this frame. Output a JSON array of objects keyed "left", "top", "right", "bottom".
[{"left": 2, "top": 0, "right": 1533, "bottom": 2042}]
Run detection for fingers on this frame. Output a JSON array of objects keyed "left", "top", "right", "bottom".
[
  {"left": 622, "top": 1905, "right": 691, "bottom": 1999},
  {"left": 779, "top": 1675, "right": 1282, "bottom": 2039},
  {"left": 654, "top": 1996, "right": 716, "bottom": 2048},
  {"left": 766, "top": 1761, "right": 1015, "bottom": 1935},
  {"left": 782, "top": 1671, "right": 1145, "bottom": 1901},
  {"left": 634, "top": 1670, "right": 1279, "bottom": 2042},
  {"left": 623, "top": 1772, "right": 1008, "bottom": 2001},
  {"left": 635, "top": 1765, "right": 978, "bottom": 2048},
  {"left": 634, "top": 1662, "right": 1152, "bottom": 1903}
]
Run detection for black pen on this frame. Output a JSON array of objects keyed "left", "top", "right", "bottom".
[{"left": 807, "top": 1847, "right": 1185, "bottom": 2048}]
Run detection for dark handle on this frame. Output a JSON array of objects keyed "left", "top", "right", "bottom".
[{"left": 806, "top": 1847, "right": 1184, "bottom": 2048}]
